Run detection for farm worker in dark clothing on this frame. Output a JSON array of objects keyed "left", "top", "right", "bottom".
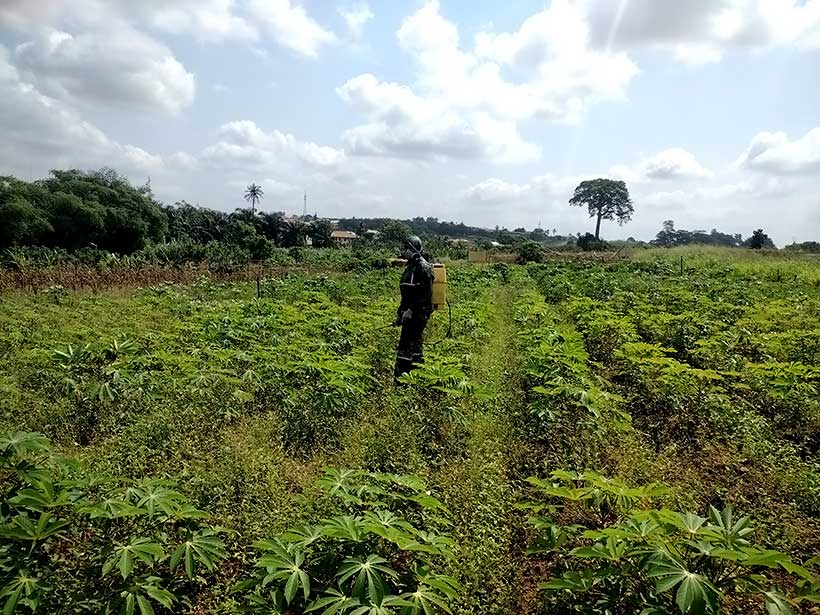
[{"left": 394, "top": 235, "right": 434, "bottom": 380}]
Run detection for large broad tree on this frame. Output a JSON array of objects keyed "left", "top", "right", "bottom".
[
  {"left": 569, "top": 179, "right": 633, "bottom": 240},
  {"left": 379, "top": 219, "right": 411, "bottom": 252},
  {"left": 747, "top": 229, "right": 775, "bottom": 250},
  {"left": 0, "top": 198, "right": 53, "bottom": 249}
]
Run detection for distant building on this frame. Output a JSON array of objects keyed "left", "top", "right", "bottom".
[{"left": 331, "top": 230, "right": 357, "bottom": 247}]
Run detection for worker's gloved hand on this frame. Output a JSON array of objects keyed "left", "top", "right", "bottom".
[{"left": 397, "top": 309, "right": 412, "bottom": 325}]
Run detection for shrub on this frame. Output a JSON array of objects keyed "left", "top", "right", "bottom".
[{"left": 577, "top": 233, "right": 609, "bottom": 252}]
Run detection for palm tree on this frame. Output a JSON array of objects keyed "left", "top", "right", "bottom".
[{"left": 244, "top": 183, "right": 264, "bottom": 214}]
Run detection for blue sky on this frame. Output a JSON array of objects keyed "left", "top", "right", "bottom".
[{"left": 1, "top": 0, "right": 819, "bottom": 244}]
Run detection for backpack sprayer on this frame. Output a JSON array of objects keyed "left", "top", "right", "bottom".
[
  {"left": 431, "top": 262, "right": 452, "bottom": 337},
  {"left": 363, "top": 258, "right": 450, "bottom": 337}
]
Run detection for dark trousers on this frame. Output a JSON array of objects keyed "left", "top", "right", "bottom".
[{"left": 394, "top": 316, "right": 428, "bottom": 380}]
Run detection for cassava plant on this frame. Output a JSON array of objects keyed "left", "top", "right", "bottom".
[
  {"left": 0, "top": 431, "right": 230, "bottom": 614},
  {"left": 237, "top": 468, "right": 461, "bottom": 614},
  {"left": 524, "top": 470, "right": 820, "bottom": 615}
]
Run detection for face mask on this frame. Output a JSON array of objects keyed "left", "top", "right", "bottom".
[{"left": 403, "top": 249, "right": 415, "bottom": 260}]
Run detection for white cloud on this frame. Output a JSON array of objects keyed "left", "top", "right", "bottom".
[
  {"left": 201, "top": 120, "right": 345, "bottom": 172},
  {"left": 131, "top": 0, "right": 257, "bottom": 42},
  {"left": 337, "top": 73, "right": 539, "bottom": 163},
  {"left": 0, "top": 46, "right": 167, "bottom": 177},
  {"left": 339, "top": 3, "right": 374, "bottom": 39},
  {"left": 339, "top": 1, "right": 637, "bottom": 163},
  {"left": 738, "top": 127, "right": 820, "bottom": 175},
  {"left": 614, "top": 148, "right": 714, "bottom": 181},
  {"left": 0, "top": 1, "right": 66, "bottom": 31},
  {"left": 472, "top": 0, "right": 639, "bottom": 120},
  {"left": 247, "top": 0, "right": 336, "bottom": 57},
  {"left": 1, "top": 0, "right": 256, "bottom": 42},
  {"left": 12, "top": 26, "right": 195, "bottom": 114},
  {"left": 582, "top": 0, "right": 820, "bottom": 64},
  {"left": 461, "top": 178, "right": 531, "bottom": 205}
]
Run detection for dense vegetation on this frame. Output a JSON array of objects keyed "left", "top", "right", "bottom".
[
  {"left": 2, "top": 249, "right": 819, "bottom": 614},
  {"left": 653, "top": 220, "right": 776, "bottom": 249}
]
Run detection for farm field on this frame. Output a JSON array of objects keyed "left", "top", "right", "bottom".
[{"left": 2, "top": 250, "right": 820, "bottom": 614}]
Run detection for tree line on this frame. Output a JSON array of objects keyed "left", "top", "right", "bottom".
[
  {"left": 0, "top": 169, "right": 345, "bottom": 255},
  {"left": 2, "top": 169, "right": 810, "bottom": 258},
  {"left": 652, "top": 220, "right": 776, "bottom": 249}
]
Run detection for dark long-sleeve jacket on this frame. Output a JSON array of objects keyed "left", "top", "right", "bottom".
[{"left": 398, "top": 255, "right": 434, "bottom": 319}]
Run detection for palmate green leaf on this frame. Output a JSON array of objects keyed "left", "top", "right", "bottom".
[
  {"left": 741, "top": 548, "right": 792, "bottom": 568},
  {"left": 337, "top": 555, "right": 398, "bottom": 603},
  {"left": 371, "top": 472, "right": 427, "bottom": 493},
  {"left": 316, "top": 468, "right": 365, "bottom": 498},
  {"left": 539, "top": 570, "right": 598, "bottom": 593},
  {"left": 283, "top": 565, "right": 311, "bottom": 604},
  {"left": 305, "top": 588, "right": 360, "bottom": 615},
  {"left": 571, "top": 535, "right": 629, "bottom": 561},
  {"left": 256, "top": 547, "right": 310, "bottom": 605},
  {"left": 129, "top": 483, "right": 186, "bottom": 517},
  {"left": 102, "top": 538, "right": 164, "bottom": 579},
  {"left": 0, "top": 512, "right": 68, "bottom": 542},
  {"left": 706, "top": 505, "right": 753, "bottom": 547},
  {"left": 118, "top": 582, "right": 176, "bottom": 615},
  {"left": 254, "top": 538, "right": 292, "bottom": 560},
  {"left": 142, "top": 580, "right": 176, "bottom": 609},
  {"left": 764, "top": 591, "right": 795, "bottom": 615},
  {"left": 0, "top": 432, "right": 50, "bottom": 458},
  {"left": 779, "top": 560, "right": 815, "bottom": 581},
  {"left": 400, "top": 574, "right": 461, "bottom": 615},
  {"left": 350, "top": 594, "right": 414, "bottom": 615},
  {"left": 1, "top": 571, "right": 43, "bottom": 615},
  {"left": 646, "top": 557, "right": 719, "bottom": 615},
  {"left": 9, "top": 481, "right": 70, "bottom": 511},
  {"left": 400, "top": 587, "right": 451, "bottom": 615},
  {"left": 76, "top": 496, "right": 144, "bottom": 519},
  {"left": 170, "top": 530, "right": 227, "bottom": 579},
  {"left": 280, "top": 525, "right": 323, "bottom": 549},
  {"left": 321, "top": 516, "right": 365, "bottom": 542}
]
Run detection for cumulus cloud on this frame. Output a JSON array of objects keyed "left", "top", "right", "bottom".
[
  {"left": 738, "top": 127, "right": 820, "bottom": 175},
  {"left": 472, "top": 0, "right": 639, "bottom": 119},
  {"left": 582, "top": 0, "right": 820, "bottom": 64},
  {"left": 339, "top": 3, "right": 374, "bottom": 39},
  {"left": 461, "top": 178, "right": 531, "bottom": 205},
  {"left": 201, "top": 120, "right": 345, "bottom": 172},
  {"left": 0, "top": 46, "right": 166, "bottom": 177},
  {"left": 610, "top": 148, "right": 713, "bottom": 182},
  {"left": 337, "top": 73, "right": 539, "bottom": 163},
  {"left": 129, "top": 0, "right": 257, "bottom": 42},
  {"left": 339, "top": 1, "right": 637, "bottom": 163},
  {"left": 13, "top": 27, "right": 195, "bottom": 114},
  {"left": 247, "top": 0, "right": 336, "bottom": 57},
  {"left": 2, "top": 0, "right": 257, "bottom": 42}
]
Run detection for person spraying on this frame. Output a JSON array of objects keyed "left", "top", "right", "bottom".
[{"left": 394, "top": 235, "right": 434, "bottom": 380}]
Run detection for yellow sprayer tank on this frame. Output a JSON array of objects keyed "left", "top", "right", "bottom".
[{"left": 432, "top": 263, "right": 447, "bottom": 310}]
